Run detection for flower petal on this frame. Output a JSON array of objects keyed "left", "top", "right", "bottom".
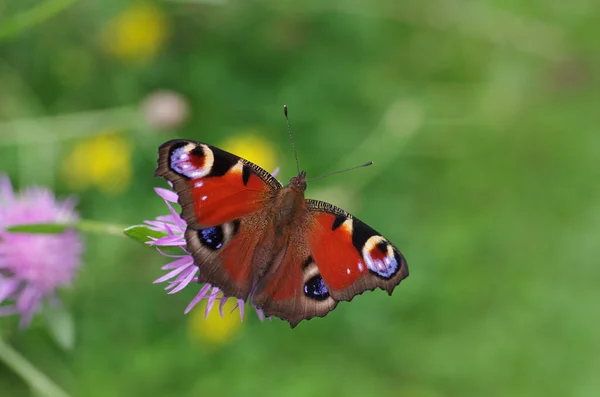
[
  {"left": 185, "top": 284, "right": 212, "bottom": 314},
  {"left": 161, "top": 256, "right": 193, "bottom": 270},
  {"left": 255, "top": 308, "right": 265, "bottom": 322},
  {"left": 218, "top": 298, "right": 228, "bottom": 318},
  {"left": 153, "top": 262, "right": 192, "bottom": 284},
  {"left": 168, "top": 267, "right": 198, "bottom": 294},
  {"left": 155, "top": 247, "right": 187, "bottom": 258},
  {"left": 154, "top": 187, "right": 178, "bottom": 203},
  {"left": 163, "top": 199, "right": 186, "bottom": 229},
  {"left": 237, "top": 299, "right": 245, "bottom": 321},
  {"left": 204, "top": 288, "right": 221, "bottom": 318},
  {"left": 149, "top": 234, "right": 186, "bottom": 246},
  {"left": 0, "top": 176, "right": 15, "bottom": 206},
  {"left": 0, "top": 278, "right": 20, "bottom": 303},
  {"left": 144, "top": 220, "right": 170, "bottom": 231}
]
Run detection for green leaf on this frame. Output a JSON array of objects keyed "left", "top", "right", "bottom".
[
  {"left": 5, "top": 223, "right": 71, "bottom": 234},
  {"left": 124, "top": 224, "right": 168, "bottom": 245},
  {"left": 43, "top": 303, "right": 75, "bottom": 351}
]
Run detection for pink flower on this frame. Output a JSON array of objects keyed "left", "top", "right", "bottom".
[
  {"left": 0, "top": 176, "right": 83, "bottom": 327},
  {"left": 145, "top": 187, "right": 268, "bottom": 322},
  {"left": 142, "top": 90, "right": 189, "bottom": 130}
]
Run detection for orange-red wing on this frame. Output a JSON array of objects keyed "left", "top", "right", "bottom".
[
  {"left": 186, "top": 169, "right": 269, "bottom": 227},
  {"left": 250, "top": 229, "right": 338, "bottom": 328},
  {"left": 308, "top": 212, "right": 368, "bottom": 291},
  {"left": 185, "top": 215, "right": 265, "bottom": 299},
  {"left": 306, "top": 199, "right": 409, "bottom": 302}
]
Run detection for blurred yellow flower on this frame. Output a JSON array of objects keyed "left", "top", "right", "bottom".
[
  {"left": 188, "top": 297, "right": 243, "bottom": 346},
  {"left": 62, "top": 132, "right": 132, "bottom": 195},
  {"left": 100, "top": 3, "right": 169, "bottom": 63},
  {"left": 220, "top": 133, "right": 278, "bottom": 174}
]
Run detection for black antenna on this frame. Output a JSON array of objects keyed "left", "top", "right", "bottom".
[
  {"left": 306, "top": 161, "right": 374, "bottom": 182},
  {"left": 284, "top": 105, "right": 301, "bottom": 175}
]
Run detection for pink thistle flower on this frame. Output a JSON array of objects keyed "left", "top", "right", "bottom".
[
  {"left": 146, "top": 183, "right": 281, "bottom": 322},
  {"left": 0, "top": 176, "right": 83, "bottom": 327}
]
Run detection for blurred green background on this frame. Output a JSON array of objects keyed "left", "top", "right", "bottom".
[{"left": 1, "top": 0, "right": 599, "bottom": 396}]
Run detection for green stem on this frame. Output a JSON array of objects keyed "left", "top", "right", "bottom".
[
  {"left": 0, "top": 337, "right": 71, "bottom": 397},
  {"left": 0, "top": 0, "right": 80, "bottom": 43},
  {"left": 5, "top": 220, "right": 128, "bottom": 237},
  {"left": 76, "top": 219, "right": 128, "bottom": 237}
]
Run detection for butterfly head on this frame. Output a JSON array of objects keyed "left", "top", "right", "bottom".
[{"left": 288, "top": 170, "right": 307, "bottom": 192}]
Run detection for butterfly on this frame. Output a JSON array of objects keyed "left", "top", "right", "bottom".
[{"left": 156, "top": 120, "right": 408, "bottom": 328}]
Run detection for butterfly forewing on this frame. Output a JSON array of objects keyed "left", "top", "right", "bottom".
[
  {"left": 156, "top": 139, "right": 281, "bottom": 299},
  {"left": 156, "top": 139, "right": 281, "bottom": 229},
  {"left": 306, "top": 199, "right": 409, "bottom": 301}
]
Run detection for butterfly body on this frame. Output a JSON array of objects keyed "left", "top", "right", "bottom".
[
  {"left": 157, "top": 139, "right": 408, "bottom": 327},
  {"left": 270, "top": 174, "right": 307, "bottom": 232}
]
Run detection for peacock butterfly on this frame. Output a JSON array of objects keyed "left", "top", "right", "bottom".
[{"left": 155, "top": 107, "right": 408, "bottom": 327}]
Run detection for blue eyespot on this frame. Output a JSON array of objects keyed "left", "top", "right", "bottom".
[
  {"left": 170, "top": 145, "right": 209, "bottom": 179},
  {"left": 304, "top": 275, "right": 329, "bottom": 301},
  {"left": 198, "top": 226, "right": 224, "bottom": 250},
  {"left": 364, "top": 244, "right": 399, "bottom": 279}
]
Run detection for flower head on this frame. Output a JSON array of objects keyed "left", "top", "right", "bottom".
[
  {"left": 0, "top": 176, "right": 83, "bottom": 327},
  {"left": 145, "top": 187, "right": 267, "bottom": 323}
]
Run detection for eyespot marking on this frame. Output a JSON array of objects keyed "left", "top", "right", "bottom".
[
  {"left": 376, "top": 241, "right": 388, "bottom": 254},
  {"left": 362, "top": 236, "right": 399, "bottom": 279},
  {"left": 169, "top": 143, "right": 214, "bottom": 179},
  {"left": 304, "top": 275, "right": 330, "bottom": 301},
  {"left": 198, "top": 226, "right": 224, "bottom": 250}
]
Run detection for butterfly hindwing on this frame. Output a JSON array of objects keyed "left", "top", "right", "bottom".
[
  {"left": 250, "top": 226, "right": 338, "bottom": 328},
  {"left": 306, "top": 199, "right": 409, "bottom": 302},
  {"left": 185, "top": 215, "right": 268, "bottom": 299},
  {"left": 156, "top": 139, "right": 281, "bottom": 299}
]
